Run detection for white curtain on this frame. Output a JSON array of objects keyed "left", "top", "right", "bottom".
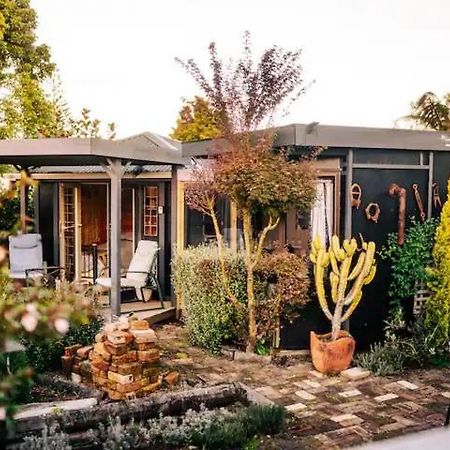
[{"left": 310, "top": 180, "right": 334, "bottom": 245}]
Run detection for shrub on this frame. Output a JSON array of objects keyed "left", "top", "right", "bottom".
[
  {"left": 173, "top": 244, "right": 311, "bottom": 353},
  {"left": 94, "top": 404, "right": 285, "bottom": 450},
  {"left": 21, "top": 315, "right": 103, "bottom": 373},
  {"left": 172, "top": 245, "right": 249, "bottom": 352},
  {"left": 18, "top": 423, "right": 71, "bottom": 450},
  {"left": 256, "top": 249, "right": 310, "bottom": 347},
  {"left": 381, "top": 217, "right": 438, "bottom": 306},
  {"left": 425, "top": 180, "right": 450, "bottom": 350},
  {"left": 356, "top": 310, "right": 440, "bottom": 375}
]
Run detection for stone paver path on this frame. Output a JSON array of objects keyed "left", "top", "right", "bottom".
[{"left": 156, "top": 324, "right": 450, "bottom": 449}]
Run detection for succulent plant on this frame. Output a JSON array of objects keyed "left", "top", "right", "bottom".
[{"left": 310, "top": 235, "right": 377, "bottom": 341}]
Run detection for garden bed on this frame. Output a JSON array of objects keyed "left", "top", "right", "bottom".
[{"left": 6, "top": 382, "right": 279, "bottom": 449}]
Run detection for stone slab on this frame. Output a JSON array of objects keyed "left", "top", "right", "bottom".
[
  {"left": 375, "top": 393, "right": 399, "bottom": 402},
  {"left": 295, "top": 390, "right": 316, "bottom": 401},
  {"left": 339, "top": 389, "right": 362, "bottom": 398},
  {"left": 397, "top": 380, "right": 419, "bottom": 390},
  {"left": 340, "top": 367, "right": 371, "bottom": 381},
  {"left": 286, "top": 402, "right": 307, "bottom": 412}
]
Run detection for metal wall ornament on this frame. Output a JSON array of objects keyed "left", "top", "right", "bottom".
[
  {"left": 433, "top": 182, "right": 442, "bottom": 209},
  {"left": 364, "top": 203, "right": 381, "bottom": 223},
  {"left": 351, "top": 183, "right": 362, "bottom": 209},
  {"left": 412, "top": 183, "right": 426, "bottom": 222},
  {"left": 388, "top": 183, "right": 406, "bottom": 245}
]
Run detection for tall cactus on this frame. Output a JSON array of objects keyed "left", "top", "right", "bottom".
[{"left": 310, "top": 235, "right": 377, "bottom": 341}]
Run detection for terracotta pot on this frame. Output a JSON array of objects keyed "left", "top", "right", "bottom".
[{"left": 310, "top": 330, "right": 355, "bottom": 374}]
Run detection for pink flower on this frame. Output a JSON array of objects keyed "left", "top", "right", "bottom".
[
  {"left": 54, "top": 318, "right": 70, "bottom": 334},
  {"left": 21, "top": 313, "right": 38, "bottom": 332}
]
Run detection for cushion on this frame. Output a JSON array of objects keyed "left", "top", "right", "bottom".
[
  {"left": 96, "top": 277, "right": 145, "bottom": 289},
  {"left": 9, "top": 233, "right": 43, "bottom": 275}
]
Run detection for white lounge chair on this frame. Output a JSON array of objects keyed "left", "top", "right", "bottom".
[
  {"left": 95, "top": 240, "right": 164, "bottom": 307},
  {"left": 8, "top": 233, "right": 64, "bottom": 283}
]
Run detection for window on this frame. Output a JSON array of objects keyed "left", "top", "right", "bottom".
[
  {"left": 143, "top": 186, "right": 158, "bottom": 237},
  {"left": 310, "top": 179, "right": 334, "bottom": 246}
]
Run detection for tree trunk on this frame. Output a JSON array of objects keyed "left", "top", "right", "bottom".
[
  {"left": 209, "top": 205, "right": 240, "bottom": 307},
  {"left": 242, "top": 209, "right": 257, "bottom": 353}
]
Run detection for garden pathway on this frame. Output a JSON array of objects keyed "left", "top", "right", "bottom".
[{"left": 156, "top": 323, "right": 450, "bottom": 449}]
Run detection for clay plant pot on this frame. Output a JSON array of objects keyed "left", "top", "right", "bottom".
[{"left": 310, "top": 330, "right": 355, "bottom": 374}]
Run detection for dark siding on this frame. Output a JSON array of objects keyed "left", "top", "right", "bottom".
[
  {"left": 353, "top": 148, "right": 421, "bottom": 165},
  {"left": 38, "top": 182, "right": 57, "bottom": 266},
  {"left": 350, "top": 168, "right": 429, "bottom": 348},
  {"left": 281, "top": 147, "right": 449, "bottom": 350},
  {"left": 433, "top": 152, "right": 450, "bottom": 214}
]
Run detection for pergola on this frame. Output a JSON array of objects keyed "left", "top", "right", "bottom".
[{"left": 0, "top": 133, "right": 186, "bottom": 318}]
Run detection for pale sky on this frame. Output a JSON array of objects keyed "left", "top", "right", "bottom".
[{"left": 31, "top": 0, "right": 450, "bottom": 138}]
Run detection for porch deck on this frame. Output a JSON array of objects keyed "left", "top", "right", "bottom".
[{"left": 100, "top": 299, "right": 176, "bottom": 324}]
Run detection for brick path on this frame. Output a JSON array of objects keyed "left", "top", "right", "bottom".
[{"left": 156, "top": 323, "right": 450, "bottom": 449}]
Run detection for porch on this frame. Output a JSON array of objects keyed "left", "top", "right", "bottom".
[
  {"left": 100, "top": 299, "right": 175, "bottom": 324},
  {"left": 0, "top": 133, "right": 186, "bottom": 321}
]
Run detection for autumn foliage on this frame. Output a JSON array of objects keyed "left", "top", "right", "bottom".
[{"left": 179, "top": 33, "right": 317, "bottom": 352}]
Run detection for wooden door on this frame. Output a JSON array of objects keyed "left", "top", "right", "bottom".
[{"left": 59, "top": 184, "right": 81, "bottom": 280}]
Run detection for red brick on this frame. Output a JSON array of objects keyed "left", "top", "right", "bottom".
[
  {"left": 94, "top": 342, "right": 112, "bottom": 361},
  {"left": 112, "top": 351, "right": 137, "bottom": 364},
  {"left": 76, "top": 345, "right": 93, "bottom": 359},
  {"left": 116, "top": 380, "right": 143, "bottom": 393},
  {"left": 115, "top": 362, "right": 142, "bottom": 377},
  {"left": 137, "top": 349, "right": 160, "bottom": 363},
  {"left": 129, "top": 319, "right": 149, "bottom": 330},
  {"left": 164, "top": 371, "right": 180, "bottom": 386},
  {"left": 64, "top": 344, "right": 81, "bottom": 357},
  {"left": 104, "top": 341, "right": 128, "bottom": 356}
]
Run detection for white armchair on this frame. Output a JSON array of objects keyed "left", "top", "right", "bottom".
[{"left": 96, "top": 240, "right": 164, "bottom": 307}]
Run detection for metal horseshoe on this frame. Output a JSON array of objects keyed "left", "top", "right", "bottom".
[
  {"left": 351, "top": 183, "right": 362, "bottom": 209},
  {"left": 365, "top": 203, "right": 381, "bottom": 223}
]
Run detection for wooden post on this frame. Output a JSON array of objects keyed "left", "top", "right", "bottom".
[
  {"left": 106, "top": 159, "right": 123, "bottom": 319},
  {"left": 20, "top": 182, "right": 27, "bottom": 233}
]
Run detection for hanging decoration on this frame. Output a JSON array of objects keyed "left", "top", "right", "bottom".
[
  {"left": 433, "top": 182, "right": 442, "bottom": 209},
  {"left": 388, "top": 183, "right": 406, "bottom": 245},
  {"left": 412, "top": 183, "right": 426, "bottom": 222},
  {"left": 350, "top": 183, "right": 362, "bottom": 209},
  {"left": 364, "top": 203, "right": 380, "bottom": 223}
]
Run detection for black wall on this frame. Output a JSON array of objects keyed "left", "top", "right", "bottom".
[
  {"left": 281, "top": 147, "right": 450, "bottom": 350},
  {"left": 37, "top": 182, "right": 57, "bottom": 266}
]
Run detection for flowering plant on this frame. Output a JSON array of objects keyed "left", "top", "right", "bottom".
[{"left": 0, "top": 174, "right": 96, "bottom": 421}]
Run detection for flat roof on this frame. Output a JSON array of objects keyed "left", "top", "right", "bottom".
[
  {"left": 182, "top": 123, "right": 450, "bottom": 156},
  {"left": 0, "top": 132, "right": 186, "bottom": 167}
]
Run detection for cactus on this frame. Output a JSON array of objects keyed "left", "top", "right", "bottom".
[{"left": 310, "top": 235, "right": 377, "bottom": 341}]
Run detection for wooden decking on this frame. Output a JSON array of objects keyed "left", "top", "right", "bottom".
[{"left": 100, "top": 299, "right": 176, "bottom": 324}]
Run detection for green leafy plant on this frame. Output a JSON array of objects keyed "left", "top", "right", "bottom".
[
  {"left": 172, "top": 244, "right": 249, "bottom": 353},
  {"left": 178, "top": 33, "right": 317, "bottom": 352},
  {"left": 425, "top": 180, "right": 450, "bottom": 350},
  {"left": 256, "top": 248, "right": 310, "bottom": 348},
  {"left": 18, "top": 423, "right": 71, "bottom": 450},
  {"left": 21, "top": 316, "right": 103, "bottom": 373},
  {"left": 381, "top": 217, "right": 437, "bottom": 311},
  {"left": 356, "top": 309, "right": 441, "bottom": 375},
  {"left": 93, "top": 404, "right": 285, "bottom": 450}
]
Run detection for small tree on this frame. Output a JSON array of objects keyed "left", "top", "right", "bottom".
[
  {"left": 171, "top": 96, "right": 220, "bottom": 142},
  {"left": 405, "top": 91, "right": 450, "bottom": 131},
  {"left": 426, "top": 180, "right": 450, "bottom": 349},
  {"left": 178, "top": 34, "right": 317, "bottom": 352}
]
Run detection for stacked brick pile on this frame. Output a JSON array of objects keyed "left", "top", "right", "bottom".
[{"left": 62, "top": 316, "right": 179, "bottom": 400}]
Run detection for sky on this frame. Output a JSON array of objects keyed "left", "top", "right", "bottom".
[{"left": 31, "top": 0, "right": 450, "bottom": 138}]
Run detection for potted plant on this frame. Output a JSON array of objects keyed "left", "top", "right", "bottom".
[{"left": 309, "top": 235, "right": 377, "bottom": 374}]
